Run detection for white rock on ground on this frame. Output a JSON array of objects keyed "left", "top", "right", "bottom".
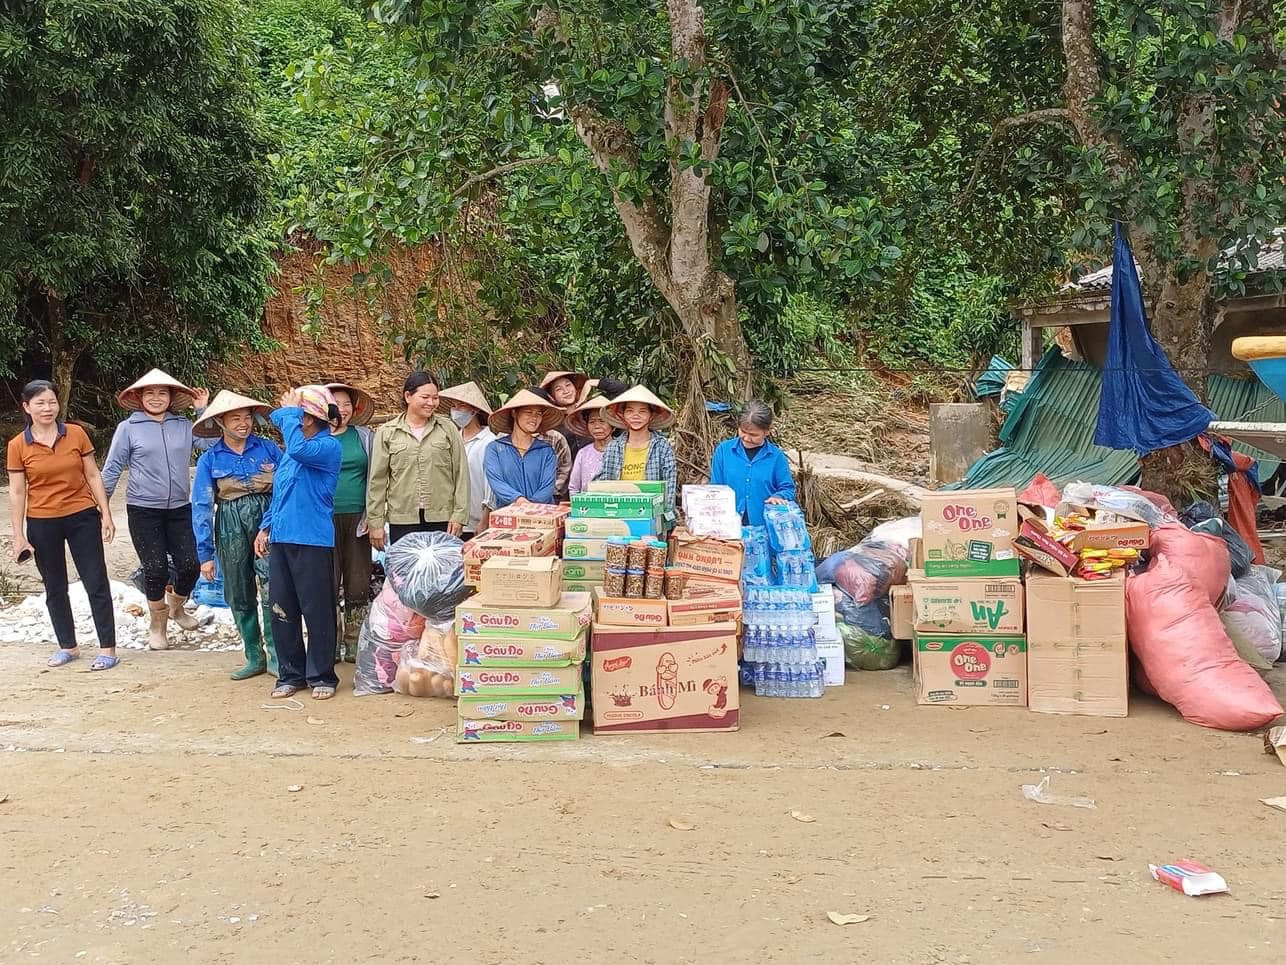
[{"left": 0, "top": 580, "right": 241, "bottom": 652}]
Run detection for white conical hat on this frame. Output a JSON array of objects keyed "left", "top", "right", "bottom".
[
  {"left": 193, "top": 390, "right": 271, "bottom": 438},
  {"left": 565, "top": 393, "right": 612, "bottom": 438},
  {"left": 603, "top": 385, "right": 675, "bottom": 431},
  {"left": 118, "top": 368, "right": 197, "bottom": 413},
  {"left": 488, "top": 388, "right": 566, "bottom": 435},
  {"left": 439, "top": 381, "right": 493, "bottom": 415}
]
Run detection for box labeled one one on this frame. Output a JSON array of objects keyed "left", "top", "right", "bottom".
[
  {"left": 478, "top": 556, "right": 562, "bottom": 607},
  {"left": 457, "top": 632, "right": 586, "bottom": 668},
  {"left": 913, "top": 634, "right": 1027, "bottom": 706},
  {"left": 591, "top": 623, "right": 739, "bottom": 734},
  {"left": 593, "top": 587, "right": 669, "bottom": 628},
  {"left": 1026, "top": 574, "right": 1127, "bottom": 717},
  {"left": 457, "top": 718, "right": 580, "bottom": 743},
  {"left": 669, "top": 528, "right": 744, "bottom": 584},
  {"left": 455, "top": 592, "right": 592, "bottom": 640},
  {"left": 667, "top": 594, "right": 743, "bottom": 627},
  {"left": 563, "top": 537, "right": 610, "bottom": 561},
  {"left": 889, "top": 585, "right": 914, "bottom": 640},
  {"left": 457, "top": 687, "right": 585, "bottom": 721},
  {"left": 455, "top": 663, "right": 584, "bottom": 696},
  {"left": 920, "top": 488, "right": 1019, "bottom": 578},
  {"left": 564, "top": 517, "right": 660, "bottom": 539},
  {"left": 570, "top": 492, "right": 662, "bottom": 520},
  {"left": 486, "top": 502, "right": 570, "bottom": 531},
  {"left": 909, "top": 573, "right": 1024, "bottom": 635}
]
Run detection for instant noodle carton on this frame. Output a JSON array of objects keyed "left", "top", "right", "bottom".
[
  {"left": 455, "top": 592, "right": 592, "bottom": 640},
  {"left": 570, "top": 492, "right": 663, "bottom": 520},
  {"left": 457, "top": 687, "right": 585, "bottom": 721},
  {"left": 591, "top": 623, "right": 739, "bottom": 734},
  {"left": 561, "top": 560, "right": 605, "bottom": 583},
  {"left": 920, "top": 488, "right": 1020, "bottom": 577},
  {"left": 587, "top": 480, "right": 666, "bottom": 497},
  {"left": 463, "top": 527, "right": 560, "bottom": 583},
  {"left": 454, "top": 663, "right": 584, "bottom": 696},
  {"left": 593, "top": 587, "right": 670, "bottom": 628},
  {"left": 457, "top": 632, "right": 586, "bottom": 668},
  {"left": 909, "top": 572, "right": 1024, "bottom": 634},
  {"left": 563, "top": 537, "right": 610, "bottom": 561},
  {"left": 564, "top": 517, "right": 659, "bottom": 539},
  {"left": 913, "top": 634, "right": 1028, "bottom": 706},
  {"left": 456, "top": 718, "right": 580, "bottom": 743},
  {"left": 667, "top": 594, "right": 743, "bottom": 627},
  {"left": 478, "top": 556, "right": 562, "bottom": 607},
  {"left": 486, "top": 502, "right": 571, "bottom": 531}
]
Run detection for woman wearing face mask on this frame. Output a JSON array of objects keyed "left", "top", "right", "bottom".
[
  {"left": 100, "top": 369, "right": 208, "bottom": 651},
  {"left": 325, "top": 382, "right": 375, "bottom": 663},
  {"left": 595, "top": 385, "right": 678, "bottom": 530},
  {"left": 367, "top": 371, "right": 469, "bottom": 550},
  {"left": 483, "top": 389, "right": 563, "bottom": 509},
  {"left": 192, "top": 391, "right": 281, "bottom": 680},
  {"left": 709, "top": 400, "right": 796, "bottom": 526},
  {"left": 8, "top": 380, "right": 118, "bottom": 669},
  {"left": 439, "top": 382, "right": 495, "bottom": 540}
]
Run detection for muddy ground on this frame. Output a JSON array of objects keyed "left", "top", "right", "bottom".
[{"left": 2, "top": 642, "right": 1285, "bottom": 964}]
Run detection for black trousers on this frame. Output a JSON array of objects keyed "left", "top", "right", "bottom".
[
  {"left": 269, "top": 542, "right": 338, "bottom": 689},
  {"left": 126, "top": 504, "right": 200, "bottom": 601},
  {"left": 388, "top": 514, "right": 448, "bottom": 546},
  {"left": 26, "top": 507, "right": 116, "bottom": 650}
]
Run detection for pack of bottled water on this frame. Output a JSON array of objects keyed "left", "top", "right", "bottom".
[{"left": 741, "top": 586, "right": 824, "bottom": 698}]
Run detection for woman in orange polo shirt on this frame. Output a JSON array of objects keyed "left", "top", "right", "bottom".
[{"left": 7, "top": 380, "right": 119, "bottom": 670}]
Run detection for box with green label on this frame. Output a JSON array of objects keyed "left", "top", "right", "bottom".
[
  {"left": 921, "top": 488, "right": 1019, "bottom": 577},
  {"left": 563, "top": 537, "right": 609, "bottom": 561},
  {"left": 561, "top": 560, "right": 605, "bottom": 583},
  {"left": 570, "top": 492, "right": 663, "bottom": 520},
  {"left": 587, "top": 480, "right": 666, "bottom": 497},
  {"left": 913, "top": 634, "right": 1027, "bottom": 707},
  {"left": 909, "top": 573, "right": 1024, "bottom": 634},
  {"left": 564, "top": 517, "right": 660, "bottom": 539}
]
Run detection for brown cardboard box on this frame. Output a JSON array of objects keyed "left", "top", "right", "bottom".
[
  {"left": 455, "top": 662, "right": 583, "bottom": 696},
  {"left": 921, "top": 488, "right": 1020, "bottom": 577},
  {"left": 889, "top": 585, "right": 914, "bottom": 640},
  {"left": 667, "top": 594, "right": 743, "bottom": 627},
  {"left": 486, "top": 502, "right": 571, "bottom": 531},
  {"left": 457, "top": 632, "right": 586, "bottom": 667},
  {"left": 1026, "top": 574, "right": 1128, "bottom": 717},
  {"left": 458, "top": 687, "right": 585, "bottom": 721},
  {"left": 669, "top": 528, "right": 744, "bottom": 584},
  {"left": 592, "top": 623, "right": 739, "bottom": 734},
  {"left": 463, "top": 527, "right": 560, "bottom": 582},
  {"left": 478, "top": 557, "right": 562, "bottom": 607},
  {"left": 593, "top": 587, "right": 670, "bottom": 628},
  {"left": 908, "top": 537, "right": 924, "bottom": 569},
  {"left": 1014, "top": 518, "right": 1077, "bottom": 577},
  {"left": 455, "top": 592, "right": 592, "bottom": 640},
  {"left": 1070, "top": 521, "right": 1150, "bottom": 552},
  {"left": 457, "top": 718, "right": 580, "bottom": 743},
  {"left": 909, "top": 573, "right": 1024, "bottom": 634},
  {"left": 664, "top": 569, "right": 739, "bottom": 599},
  {"left": 913, "top": 634, "right": 1027, "bottom": 706}
]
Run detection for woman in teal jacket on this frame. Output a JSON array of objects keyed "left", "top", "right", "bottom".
[{"left": 709, "top": 401, "right": 797, "bottom": 527}]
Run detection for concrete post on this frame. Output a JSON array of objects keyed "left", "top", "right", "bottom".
[{"left": 929, "top": 403, "right": 991, "bottom": 486}]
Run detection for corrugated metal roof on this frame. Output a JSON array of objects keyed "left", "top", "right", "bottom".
[
  {"left": 953, "top": 348, "right": 1286, "bottom": 491},
  {"left": 1063, "top": 230, "right": 1284, "bottom": 292}
]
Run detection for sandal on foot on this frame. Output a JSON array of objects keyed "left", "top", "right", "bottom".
[
  {"left": 47, "top": 649, "right": 79, "bottom": 667},
  {"left": 90, "top": 655, "right": 120, "bottom": 671},
  {"left": 311, "top": 686, "right": 336, "bottom": 701},
  {"left": 271, "top": 684, "right": 301, "bottom": 699}
]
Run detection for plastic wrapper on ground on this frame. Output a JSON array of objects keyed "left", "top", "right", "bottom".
[
  {"left": 393, "top": 619, "right": 459, "bottom": 698},
  {"left": 1191, "top": 517, "right": 1252, "bottom": 580},
  {"left": 1220, "top": 565, "right": 1284, "bottom": 664},
  {"left": 837, "top": 621, "right": 900, "bottom": 671},
  {"left": 1061, "top": 481, "right": 1175, "bottom": 527},
  {"left": 1148, "top": 523, "right": 1230, "bottom": 606},
  {"left": 353, "top": 582, "right": 427, "bottom": 696},
  {"left": 815, "top": 538, "right": 907, "bottom": 606},
  {"left": 384, "top": 531, "right": 471, "bottom": 623},
  {"left": 865, "top": 516, "right": 921, "bottom": 552}
]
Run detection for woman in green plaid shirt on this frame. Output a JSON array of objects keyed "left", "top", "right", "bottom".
[{"left": 594, "top": 386, "right": 678, "bottom": 530}]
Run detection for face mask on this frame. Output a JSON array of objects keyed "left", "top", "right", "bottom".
[{"left": 450, "top": 408, "right": 473, "bottom": 428}]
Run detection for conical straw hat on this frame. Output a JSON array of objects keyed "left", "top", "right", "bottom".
[
  {"left": 439, "top": 381, "right": 493, "bottom": 416},
  {"left": 565, "top": 393, "right": 613, "bottom": 438},
  {"left": 539, "top": 370, "right": 589, "bottom": 396},
  {"left": 603, "top": 385, "right": 675, "bottom": 431},
  {"left": 117, "top": 368, "right": 197, "bottom": 413},
  {"left": 324, "top": 382, "right": 376, "bottom": 426},
  {"left": 193, "top": 390, "right": 271, "bottom": 438},
  {"left": 488, "top": 388, "right": 566, "bottom": 435}
]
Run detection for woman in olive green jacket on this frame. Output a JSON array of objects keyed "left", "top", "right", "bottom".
[{"left": 367, "top": 372, "right": 470, "bottom": 550}]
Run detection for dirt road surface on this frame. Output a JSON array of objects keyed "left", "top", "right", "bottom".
[{"left": 2, "top": 641, "right": 1284, "bottom": 964}]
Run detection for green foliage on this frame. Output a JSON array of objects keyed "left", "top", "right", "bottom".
[{"left": 0, "top": 0, "right": 274, "bottom": 404}]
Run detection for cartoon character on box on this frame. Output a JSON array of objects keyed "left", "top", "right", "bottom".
[
  {"left": 461, "top": 721, "right": 481, "bottom": 741},
  {"left": 458, "top": 672, "right": 478, "bottom": 694},
  {"left": 460, "top": 614, "right": 479, "bottom": 634},
  {"left": 703, "top": 676, "right": 729, "bottom": 719},
  {"left": 462, "top": 642, "right": 482, "bottom": 665},
  {"left": 559, "top": 694, "right": 577, "bottom": 715},
  {"left": 656, "top": 652, "right": 679, "bottom": 710}
]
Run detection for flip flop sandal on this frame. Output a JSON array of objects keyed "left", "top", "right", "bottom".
[
  {"left": 47, "top": 650, "right": 79, "bottom": 667},
  {"left": 311, "top": 687, "right": 336, "bottom": 700},
  {"left": 89, "top": 655, "right": 120, "bottom": 671},
  {"left": 271, "top": 685, "right": 301, "bottom": 699}
]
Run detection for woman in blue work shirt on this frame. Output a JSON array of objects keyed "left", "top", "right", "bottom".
[
  {"left": 254, "top": 386, "right": 343, "bottom": 701},
  {"left": 483, "top": 389, "right": 562, "bottom": 509},
  {"left": 709, "top": 400, "right": 797, "bottom": 526}
]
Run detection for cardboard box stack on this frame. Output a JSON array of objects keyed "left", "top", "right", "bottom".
[
  {"left": 572, "top": 481, "right": 670, "bottom": 617},
  {"left": 462, "top": 502, "right": 568, "bottom": 586},
  {"left": 912, "top": 488, "right": 1026, "bottom": 706},
  {"left": 453, "top": 565, "right": 590, "bottom": 743}
]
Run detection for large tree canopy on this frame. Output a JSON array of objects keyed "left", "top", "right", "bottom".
[{"left": 0, "top": 0, "right": 274, "bottom": 412}]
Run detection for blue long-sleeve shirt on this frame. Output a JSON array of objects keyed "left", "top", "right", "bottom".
[
  {"left": 259, "top": 408, "right": 342, "bottom": 547},
  {"left": 191, "top": 434, "right": 282, "bottom": 563},
  {"left": 484, "top": 435, "right": 557, "bottom": 508},
  {"left": 709, "top": 437, "right": 797, "bottom": 527}
]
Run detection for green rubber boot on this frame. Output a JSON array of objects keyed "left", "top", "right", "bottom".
[
  {"left": 230, "top": 609, "right": 267, "bottom": 680},
  {"left": 262, "top": 598, "right": 279, "bottom": 677},
  {"left": 342, "top": 604, "right": 367, "bottom": 663}
]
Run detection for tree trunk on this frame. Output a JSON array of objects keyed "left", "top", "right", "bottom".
[{"left": 45, "top": 293, "right": 80, "bottom": 417}]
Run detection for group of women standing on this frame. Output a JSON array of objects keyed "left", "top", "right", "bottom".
[{"left": 8, "top": 365, "right": 796, "bottom": 697}]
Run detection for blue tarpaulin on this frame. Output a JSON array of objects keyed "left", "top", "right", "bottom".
[{"left": 1094, "top": 222, "right": 1214, "bottom": 455}]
